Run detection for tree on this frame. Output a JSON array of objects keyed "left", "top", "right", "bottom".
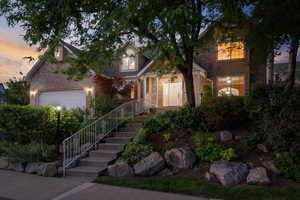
[
  {"left": 4, "top": 77, "right": 30, "bottom": 105},
  {"left": 0, "top": 0, "right": 249, "bottom": 107}
]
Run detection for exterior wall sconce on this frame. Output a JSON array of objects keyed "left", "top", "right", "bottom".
[
  {"left": 85, "top": 87, "right": 94, "bottom": 95},
  {"left": 30, "top": 90, "right": 37, "bottom": 96}
]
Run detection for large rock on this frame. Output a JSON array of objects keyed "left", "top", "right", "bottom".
[
  {"left": 209, "top": 161, "right": 249, "bottom": 187},
  {"left": 157, "top": 168, "right": 173, "bottom": 176},
  {"left": 25, "top": 162, "right": 43, "bottom": 174},
  {"left": 204, "top": 172, "right": 219, "bottom": 183},
  {"left": 37, "top": 162, "right": 57, "bottom": 177},
  {"left": 0, "top": 159, "right": 9, "bottom": 169},
  {"left": 262, "top": 160, "right": 280, "bottom": 174},
  {"left": 247, "top": 167, "right": 271, "bottom": 185},
  {"left": 257, "top": 144, "right": 268, "bottom": 153},
  {"left": 108, "top": 162, "right": 134, "bottom": 177},
  {"left": 164, "top": 148, "right": 196, "bottom": 172},
  {"left": 134, "top": 152, "right": 165, "bottom": 176},
  {"left": 220, "top": 131, "right": 233, "bottom": 142},
  {"left": 8, "top": 162, "right": 24, "bottom": 172}
]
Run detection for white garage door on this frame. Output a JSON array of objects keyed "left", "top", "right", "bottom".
[{"left": 38, "top": 90, "right": 86, "bottom": 109}]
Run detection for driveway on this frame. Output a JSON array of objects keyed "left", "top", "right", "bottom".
[{"left": 0, "top": 170, "right": 214, "bottom": 200}]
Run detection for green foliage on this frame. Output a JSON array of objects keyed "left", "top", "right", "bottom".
[
  {"left": 162, "top": 133, "right": 172, "bottom": 142},
  {"left": 164, "top": 142, "right": 182, "bottom": 151},
  {"left": 194, "top": 133, "right": 236, "bottom": 161},
  {"left": 0, "top": 105, "right": 83, "bottom": 144},
  {"left": 198, "top": 96, "right": 248, "bottom": 131},
  {"left": 0, "top": 142, "right": 56, "bottom": 162},
  {"left": 4, "top": 78, "right": 30, "bottom": 105},
  {"left": 132, "top": 128, "right": 150, "bottom": 144},
  {"left": 202, "top": 85, "right": 213, "bottom": 105},
  {"left": 92, "top": 95, "right": 116, "bottom": 117},
  {"left": 117, "top": 144, "right": 153, "bottom": 164},
  {"left": 276, "top": 152, "right": 300, "bottom": 182}
]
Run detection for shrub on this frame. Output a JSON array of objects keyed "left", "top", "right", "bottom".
[
  {"left": 0, "top": 142, "right": 56, "bottom": 163},
  {"left": 164, "top": 142, "right": 182, "bottom": 151},
  {"left": 0, "top": 105, "right": 84, "bottom": 145},
  {"left": 132, "top": 128, "right": 150, "bottom": 144},
  {"left": 92, "top": 95, "right": 116, "bottom": 117},
  {"left": 198, "top": 96, "right": 248, "bottom": 131},
  {"left": 276, "top": 152, "right": 300, "bottom": 182},
  {"left": 202, "top": 85, "right": 213, "bottom": 105},
  {"left": 194, "top": 133, "right": 236, "bottom": 161},
  {"left": 117, "top": 143, "right": 153, "bottom": 164}
]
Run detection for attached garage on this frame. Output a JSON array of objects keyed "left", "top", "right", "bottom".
[{"left": 38, "top": 90, "right": 87, "bottom": 109}]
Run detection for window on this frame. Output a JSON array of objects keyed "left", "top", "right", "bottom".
[
  {"left": 55, "top": 47, "right": 61, "bottom": 59},
  {"left": 121, "top": 49, "right": 136, "bottom": 71},
  {"left": 217, "top": 42, "right": 245, "bottom": 60},
  {"left": 217, "top": 76, "right": 245, "bottom": 96}
]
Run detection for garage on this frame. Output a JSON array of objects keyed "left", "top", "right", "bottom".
[{"left": 38, "top": 90, "right": 86, "bottom": 109}]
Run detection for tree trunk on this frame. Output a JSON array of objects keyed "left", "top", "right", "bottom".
[
  {"left": 286, "top": 37, "right": 299, "bottom": 90},
  {"left": 266, "top": 51, "right": 274, "bottom": 85}
]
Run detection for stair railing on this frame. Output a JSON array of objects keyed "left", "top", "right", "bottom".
[{"left": 62, "top": 99, "right": 145, "bottom": 176}]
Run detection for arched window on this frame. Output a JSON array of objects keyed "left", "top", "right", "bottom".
[{"left": 218, "top": 87, "right": 239, "bottom": 96}]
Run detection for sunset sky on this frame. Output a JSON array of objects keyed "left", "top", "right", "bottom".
[{"left": 0, "top": 16, "right": 299, "bottom": 84}]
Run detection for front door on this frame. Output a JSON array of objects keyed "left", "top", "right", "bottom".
[{"left": 163, "top": 82, "right": 182, "bottom": 106}]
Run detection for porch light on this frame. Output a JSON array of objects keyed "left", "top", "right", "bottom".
[
  {"left": 226, "top": 77, "right": 232, "bottom": 84},
  {"left": 85, "top": 87, "right": 94, "bottom": 95}
]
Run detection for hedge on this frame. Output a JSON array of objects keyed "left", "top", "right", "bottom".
[{"left": 0, "top": 105, "right": 82, "bottom": 145}]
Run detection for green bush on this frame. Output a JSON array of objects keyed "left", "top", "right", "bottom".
[
  {"left": 198, "top": 96, "right": 248, "bottom": 131},
  {"left": 132, "top": 128, "right": 151, "bottom": 144},
  {"left": 117, "top": 143, "right": 153, "bottom": 164},
  {"left": 194, "top": 133, "right": 237, "bottom": 161},
  {"left": 276, "top": 152, "right": 300, "bottom": 182},
  {"left": 0, "top": 142, "right": 56, "bottom": 162},
  {"left": 92, "top": 95, "right": 116, "bottom": 117},
  {"left": 164, "top": 142, "right": 182, "bottom": 151},
  {"left": 202, "top": 85, "right": 213, "bottom": 105},
  {"left": 0, "top": 105, "right": 83, "bottom": 144}
]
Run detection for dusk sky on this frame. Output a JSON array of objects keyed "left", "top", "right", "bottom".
[{"left": 0, "top": 16, "right": 298, "bottom": 84}]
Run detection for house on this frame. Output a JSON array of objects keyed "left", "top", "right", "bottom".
[
  {"left": 274, "top": 62, "right": 300, "bottom": 84},
  {"left": 0, "top": 83, "right": 5, "bottom": 105},
  {"left": 26, "top": 38, "right": 266, "bottom": 109}
]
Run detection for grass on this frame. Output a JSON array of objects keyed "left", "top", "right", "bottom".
[{"left": 95, "top": 176, "right": 300, "bottom": 200}]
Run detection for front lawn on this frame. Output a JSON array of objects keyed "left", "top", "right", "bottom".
[{"left": 95, "top": 176, "right": 300, "bottom": 200}]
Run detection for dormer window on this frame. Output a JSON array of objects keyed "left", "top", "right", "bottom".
[
  {"left": 217, "top": 41, "right": 245, "bottom": 60},
  {"left": 121, "top": 49, "right": 136, "bottom": 72},
  {"left": 55, "top": 47, "right": 62, "bottom": 60}
]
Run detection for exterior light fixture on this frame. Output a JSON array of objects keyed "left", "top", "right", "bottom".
[
  {"left": 85, "top": 87, "right": 93, "bottom": 95},
  {"left": 226, "top": 79, "right": 232, "bottom": 84},
  {"left": 30, "top": 90, "right": 37, "bottom": 96}
]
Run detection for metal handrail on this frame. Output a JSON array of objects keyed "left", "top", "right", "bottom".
[{"left": 62, "top": 99, "right": 145, "bottom": 176}]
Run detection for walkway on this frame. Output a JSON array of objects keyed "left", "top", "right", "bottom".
[{"left": 0, "top": 170, "right": 217, "bottom": 200}]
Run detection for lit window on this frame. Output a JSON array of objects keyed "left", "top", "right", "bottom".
[
  {"left": 217, "top": 76, "right": 245, "bottom": 96},
  {"left": 55, "top": 47, "right": 61, "bottom": 59},
  {"left": 217, "top": 42, "right": 245, "bottom": 60},
  {"left": 121, "top": 49, "right": 136, "bottom": 71}
]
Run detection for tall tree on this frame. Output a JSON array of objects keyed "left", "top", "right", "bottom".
[
  {"left": 4, "top": 77, "right": 30, "bottom": 105},
  {"left": 0, "top": 0, "right": 248, "bottom": 107}
]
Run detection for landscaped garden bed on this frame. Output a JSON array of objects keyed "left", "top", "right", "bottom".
[{"left": 99, "top": 85, "right": 300, "bottom": 199}]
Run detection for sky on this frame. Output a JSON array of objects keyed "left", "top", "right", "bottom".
[{"left": 0, "top": 16, "right": 299, "bottom": 84}]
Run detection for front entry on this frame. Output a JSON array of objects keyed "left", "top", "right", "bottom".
[{"left": 163, "top": 82, "right": 182, "bottom": 106}]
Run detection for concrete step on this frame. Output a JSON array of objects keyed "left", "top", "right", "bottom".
[
  {"left": 113, "top": 131, "right": 135, "bottom": 137},
  {"left": 105, "top": 137, "right": 132, "bottom": 144},
  {"left": 89, "top": 149, "right": 121, "bottom": 158},
  {"left": 98, "top": 143, "right": 125, "bottom": 151},
  {"left": 66, "top": 166, "right": 105, "bottom": 177},
  {"left": 119, "top": 127, "right": 139, "bottom": 132},
  {"left": 80, "top": 157, "right": 115, "bottom": 167}
]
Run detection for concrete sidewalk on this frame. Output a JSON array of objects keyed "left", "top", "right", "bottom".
[
  {"left": 0, "top": 170, "right": 214, "bottom": 200},
  {"left": 0, "top": 170, "right": 85, "bottom": 200}
]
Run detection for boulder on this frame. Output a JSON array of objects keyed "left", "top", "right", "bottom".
[
  {"left": 204, "top": 172, "right": 219, "bottom": 183},
  {"left": 157, "top": 168, "right": 173, "bottom": 176},
  {"left": 108, "top": 162, "right": 134, "bottom": 177},
  {"left": 220, "top": 131, "right": 233, "bottom": 142},
  {"left": 257, "top": 144, "right": 268, "bottom": 153},
  {"left": 0, "top": 159, "right": 9, "bottom": 169},
  {"left": 247, "top": 167, "right": 271, "bottom": 185},
  {"left": 134, "top": 152, "right": 165, "bottom": 176},
  {"left": 164, "top": 148, "right": 196, "bottom": 172},
  {"left": 209, "top": 161, "right": 249, "bottom": 187},
  {"left": 25, "top": 162, "right": 43, "bottom": 174},
  {"left": 37, "top": 162, "right": 57, "bottom": 177},
  {"left": 262, "top": 160, "right": 280, "bottom": 174},
  {"left": 8, "top": 162, "right": 24, "bottom": 172}
]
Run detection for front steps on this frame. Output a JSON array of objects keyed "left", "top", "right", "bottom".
[{"left": 65, "top": 116, "right": 147, "bottom": 178}]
